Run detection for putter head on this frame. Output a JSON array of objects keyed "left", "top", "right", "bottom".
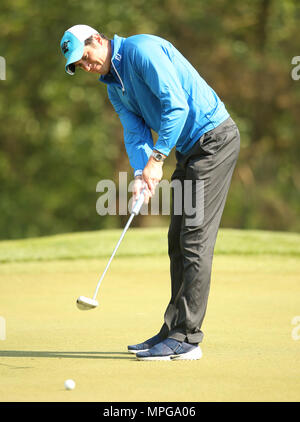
[{"left": 76, "top": 296, "right": 99, "bottom": 311}]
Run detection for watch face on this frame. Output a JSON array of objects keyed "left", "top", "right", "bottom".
[{"left": 153, "top": 152, "right": 164, "bottom": 161}]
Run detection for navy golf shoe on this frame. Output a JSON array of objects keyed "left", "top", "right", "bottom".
[
  {"left": 127, "top": 334, "right": 162, "bottom": 354},
  {"left": 136, "top": 338, "right": 202, "bottom": 361}
]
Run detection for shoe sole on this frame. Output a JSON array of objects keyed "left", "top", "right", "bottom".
[
  {"left": 128, "top": 348, "right": 149, "bottom": 354},
  {"left": 136, "top": 347, "right": 202, "bottom": 361}
]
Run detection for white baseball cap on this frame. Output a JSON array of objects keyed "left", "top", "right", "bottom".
[{"left": 60, "top": 25, "right": 99, "bottom": 75}]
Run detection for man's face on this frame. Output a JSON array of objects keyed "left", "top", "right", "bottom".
[{"left": 74, "top": 35, "right": 110, "bottom": 75}]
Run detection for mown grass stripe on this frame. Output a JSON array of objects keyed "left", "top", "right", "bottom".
[{"left": 0, "top": 227, "right": 299, "bottom": 263}]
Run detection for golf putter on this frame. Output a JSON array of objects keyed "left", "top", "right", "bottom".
[{"left": 76, "top": 188, "right": 146, "bottom": 310}]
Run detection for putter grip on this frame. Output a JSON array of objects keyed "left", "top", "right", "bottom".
[{"left": 132, "top": 189, "right": 145, "bottom": 215}]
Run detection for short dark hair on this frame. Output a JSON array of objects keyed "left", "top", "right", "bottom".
[{"left": 84, "top": 33, "right": 108, "bottom": 45}]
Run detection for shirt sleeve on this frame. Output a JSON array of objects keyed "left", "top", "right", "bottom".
[
  {"left": 129, "top": 42, "right": 189, "bottom": 156},
  {"left": 108, "top": 86, "right": 154, "bottom": 175}
]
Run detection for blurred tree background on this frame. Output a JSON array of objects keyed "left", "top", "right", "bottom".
[{"left": 0, "top": 0, "right": 299, "bottom": 239}]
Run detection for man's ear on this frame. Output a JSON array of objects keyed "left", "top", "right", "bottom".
[{"left": 93, "top": 34, "right": 102, "bottom": 45}]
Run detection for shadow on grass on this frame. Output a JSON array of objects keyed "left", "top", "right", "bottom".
[{"left": 0, "top": 350, "right": 135, "bottom": 360}]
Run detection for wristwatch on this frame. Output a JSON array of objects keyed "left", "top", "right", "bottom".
[{"left": 151, "top": 151, "right": 166, "bottom": 162}]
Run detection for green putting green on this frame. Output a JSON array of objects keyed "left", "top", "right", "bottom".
[{"left": 0, "top": 228, "right": 299, "bottom": 401}]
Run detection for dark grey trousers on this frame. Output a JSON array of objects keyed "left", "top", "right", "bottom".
[{"left": 158, "top": 117, "right": 240, "bottom": 344}]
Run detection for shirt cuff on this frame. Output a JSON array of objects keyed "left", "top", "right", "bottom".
[{"left": 134, "top": 169, "right": 143, "bottom": 177}]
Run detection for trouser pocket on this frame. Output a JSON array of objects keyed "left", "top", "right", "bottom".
[{"left": 200, "top": 117, "right": 238, "bottom": 156}]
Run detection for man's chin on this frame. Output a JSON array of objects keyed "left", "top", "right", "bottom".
[{"left": 92, "top": 67, "right": 105, "bottom": 75}]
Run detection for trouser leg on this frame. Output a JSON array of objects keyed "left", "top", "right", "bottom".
[{"left": 159, "top": 118, "right": 240, "bottom": 343}]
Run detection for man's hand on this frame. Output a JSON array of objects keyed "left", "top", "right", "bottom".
[
  {"left": 132, "top": 152, "right": 165, "bottom": 208},
  {"left": 142, "top": 155, "right": 164, "bottom": 196},
  {"left": 132, "top": 176, "right": 151, "bottom": 206}
]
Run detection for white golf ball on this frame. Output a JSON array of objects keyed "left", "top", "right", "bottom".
[{"left": 64, "top": 379, "right": 76, "bottom": 390}]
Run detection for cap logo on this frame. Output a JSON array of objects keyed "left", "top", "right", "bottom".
[{"left": 62, "top": 40, "right": 70, "bottom": 54}]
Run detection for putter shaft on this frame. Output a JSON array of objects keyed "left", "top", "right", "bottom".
[{"left": 92, "top": 189, "right": 145, "bottom": 300}]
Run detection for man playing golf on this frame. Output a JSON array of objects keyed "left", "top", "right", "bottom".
[{"left": 60, "top": 25, "right": 240, "bottom": 361}]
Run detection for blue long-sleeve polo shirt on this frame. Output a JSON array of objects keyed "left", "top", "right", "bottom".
[{"left": 100, "top": 34, "right": 229, "bottom": 175}]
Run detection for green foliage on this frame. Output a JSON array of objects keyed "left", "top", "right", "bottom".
[{"left": 0, "top": 0, "right": 299, "bottom": 239}]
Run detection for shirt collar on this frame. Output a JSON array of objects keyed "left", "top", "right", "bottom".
[{"left": 99, "top": 35, "right": 125, "bottom": 86}]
